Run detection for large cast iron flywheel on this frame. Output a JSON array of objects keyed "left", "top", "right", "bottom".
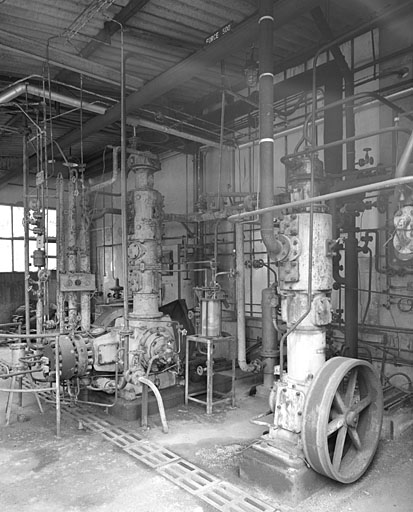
[{"left": 302, "top": 357, "right": 383, "bottom": 483}]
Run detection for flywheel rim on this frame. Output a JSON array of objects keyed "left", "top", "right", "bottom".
[{"left": 302, "top": 356, "right": 383, "bottom": 483}]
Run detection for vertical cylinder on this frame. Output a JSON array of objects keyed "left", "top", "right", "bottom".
[
  {"left": 128, "top": 152, "right": 163, "bottom": 319},
  {"left": 200, "top": 299, "right": 222, "bottom": 337}
]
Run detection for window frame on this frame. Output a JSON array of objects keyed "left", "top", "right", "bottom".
[{"left": 0, "top": 204, "right": 57, "bottom": 272}]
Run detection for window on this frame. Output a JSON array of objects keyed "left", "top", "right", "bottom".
[{"left": 0, "top": 205, "right": 56, "bottom": 271}]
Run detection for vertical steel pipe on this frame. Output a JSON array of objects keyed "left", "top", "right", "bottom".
[
  {"left": 120, "top": 37, "right": 130, "bottom": 370},
  {"left": 235, "top": 223, "right": 256, "bottom": 372},
  {"left": 258, "top": 0, "right": 281, "bottom": 256},
  {"left": 55, "top": 334, "right": 61, "bottom": 438},
  {"left": 56, "top": 175, "right": 65, "bottom": 332},
  {"left": 23, "top": 134, "right": 31, "bottom": 335}
]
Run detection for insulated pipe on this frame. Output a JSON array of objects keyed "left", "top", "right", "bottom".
[
  {"left": 235, "top": 223, "right": 257, "bottom": 373},
  {"left": 258, "top": 0, "right": 282, "bottom": 257},
  {"left": 0, "top": 83, "right": 106, "bottom": 114},
  {"left": 138, "top": 376, "right": 168, "bottom": 434}
]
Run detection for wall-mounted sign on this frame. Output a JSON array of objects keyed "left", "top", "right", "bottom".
[{"left": 204, "top": 22, "right": 232, "bottom": 46}]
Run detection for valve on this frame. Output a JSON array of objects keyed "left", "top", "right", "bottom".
[{"left": 357, "top": 147, "right": 374, "bottom": 167}]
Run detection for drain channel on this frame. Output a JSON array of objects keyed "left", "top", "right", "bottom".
[{"left": 15, "top": 372, "right": 277, "bottom": 512}]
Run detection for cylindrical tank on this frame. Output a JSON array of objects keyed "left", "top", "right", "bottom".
[{"left": 200, "top": 299, "right": 222, "bottom": 337}]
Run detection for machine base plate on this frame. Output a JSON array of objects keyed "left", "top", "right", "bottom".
[{"left": 240, "top": 440, "right": 329, "bottom": 506}]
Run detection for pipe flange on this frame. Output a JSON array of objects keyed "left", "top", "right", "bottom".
[{"left": 273, "top": 234, "right": 290, "bottom": 262}]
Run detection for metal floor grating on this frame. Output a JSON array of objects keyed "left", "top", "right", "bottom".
[
  {"left": 158, "top": 459, "right": 221, "bottom": 494},
  {"left": 12, "top": 369, "right": 278, "bottom": 512},
  {"left": 124, "top": 441, "right": 180, "bottom": 468},
  {"left": 199, "top": 481, "right": 276, "bottom": 512}
]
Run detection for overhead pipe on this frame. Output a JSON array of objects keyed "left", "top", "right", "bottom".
[
  {"left": 258, "top": 0, "right": 282, "bottom": 257},
  {"left": 0, "top": 83, "right": 106, "bottom": 113},
  {"left": 0, "top": 83, "right": 229, "bottom": 151},
  {"left": 127, "top": 116, "right": 234, "bottom": 150}
]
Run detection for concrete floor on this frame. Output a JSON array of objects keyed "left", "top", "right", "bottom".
[{"left": 0, "top": 352, "right": 412, "bottom": 512}]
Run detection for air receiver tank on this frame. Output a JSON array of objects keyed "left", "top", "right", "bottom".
[{"left": 127, "top": 150, "right": 164, "bottom": 318}]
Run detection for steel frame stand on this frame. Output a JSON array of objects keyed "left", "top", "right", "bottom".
[{"left": 185, "top": 334, "right": 235, "bottom": 414}]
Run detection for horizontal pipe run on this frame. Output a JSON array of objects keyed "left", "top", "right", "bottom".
[
  {"left": 0, "top": 386, "right": 56, "bottom": 393},
  {"left": 0, "top": 333, "right": 58, "bottom": 339},
  {"left": 287, "top": 126, "right": 410, "bottom": 160},
  {"left": 228, "top": 175, "right": 413, "bottom": 221},
  {"left": 238, "top": 87, "right": 413, "bottom": 150},
  {"left": 126, "top": 116, "right": 234, "bottom": 150}
]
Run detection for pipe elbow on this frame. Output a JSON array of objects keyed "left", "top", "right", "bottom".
[
  {"left": 261, "top": 228, "right": 282, "bottom": 256},
  {"left": 238, "top": 359, "right": 262, "bottom": 373}
]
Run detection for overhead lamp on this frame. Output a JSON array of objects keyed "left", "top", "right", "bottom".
[{"left": 244, "top": 47, "right": 259, "bottom": 88}]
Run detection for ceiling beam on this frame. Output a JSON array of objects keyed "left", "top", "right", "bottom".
[
  {"left": 73, "top": 0, "right": 151, "bottom": 59},
  {"left": 54, "top": 0, "right": 322, "bottom": 151},
  {"left": 0, "top": 30, "right": 143, "bottom": 90}
]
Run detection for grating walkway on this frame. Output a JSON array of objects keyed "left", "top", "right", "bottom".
[{"left": 12, "top": 373, "right": 278, "bottom": 512}]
